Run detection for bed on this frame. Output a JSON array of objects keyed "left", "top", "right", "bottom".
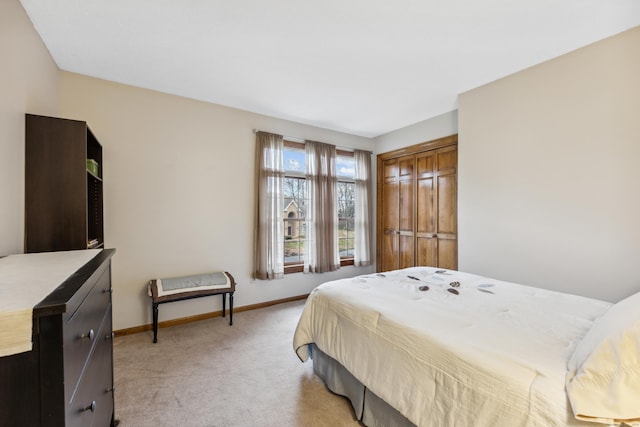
[{"left": 293, "top": 267, "right": 640, "bottom": 427}]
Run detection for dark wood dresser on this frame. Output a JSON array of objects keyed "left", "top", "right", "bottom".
[{"left": 0, "top": 249, "right": 116, "bottom": 426}]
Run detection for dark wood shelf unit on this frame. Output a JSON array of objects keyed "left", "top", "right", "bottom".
[{"left": 25, "top": 114, "right": 105, "bottom": 253}]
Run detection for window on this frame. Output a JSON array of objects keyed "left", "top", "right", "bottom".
[
  {"left": 283, "top": 180, "right": 306, "bottom": 268},
  {"left": 283, "top": 142, "right": 306, "bottom": 272},
  {"left": 338, "top": 181, "right": 355, "bottom": 261},
  {"left": 254, "top": 130, "right": 371, "bottom": 280},
  {"left": 282, "top": 142, "right": 357, "bottom": 273},
  {"left": 336, "top": 153, "right": 355, "bottom": 265}
]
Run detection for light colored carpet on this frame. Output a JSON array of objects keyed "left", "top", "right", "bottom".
[{"left": 113, "top": 300, "right": 363, "bottom": 427}]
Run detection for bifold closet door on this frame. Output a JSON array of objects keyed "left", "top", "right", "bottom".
[
  {"left": 381, "top": 154, "right": 415, "bottom": 271},
  {"left": 415, "top": 146, "right": 457, "bottom": 269},
  {"left": 416, "top": 151, "right": 437, "bottom": 267},
  {"left": 377, "top": 135, "right": 458, "bottom": 273},
  {"left": 434, "top": 146, "right": 457, "bottom": 270}
]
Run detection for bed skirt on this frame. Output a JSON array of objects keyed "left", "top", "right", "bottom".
[{"left": 311, "top": 344, "right": 416, "bottom": 427}]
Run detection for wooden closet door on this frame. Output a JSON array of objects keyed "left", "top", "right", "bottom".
[
  {"left": 415, "top": 146, "right": 457, "bottom": 269},
  {"left": 435, "top": 146, "right": 457, "bottom": 269},
  {"left": 381, "top": 159, "right": 399, "bottom": 272},
  {"left": 416, "top": 151, "right": 437, "bottom": 266},
  {"left": 397, "top": 156, "right": 415, "bottom": 269},
  {"left": 377, "top": 135, "right": 457, "bottom": 272},
  {"left": 380, "top": 155, "right": 415, "bottom": 271}
]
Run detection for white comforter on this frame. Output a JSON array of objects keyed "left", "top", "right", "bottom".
[{"left": 293, "top": 267, "right": 611, "bottom": 427}]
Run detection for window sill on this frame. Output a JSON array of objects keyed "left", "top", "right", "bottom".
[{"left": 284, "top": 258, "right": 355, "bottom": 275}]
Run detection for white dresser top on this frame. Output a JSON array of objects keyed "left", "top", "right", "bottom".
[{"left": 0, "top": 249, "right": 101, "bottom": 357}]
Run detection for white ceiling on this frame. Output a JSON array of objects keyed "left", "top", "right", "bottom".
[{"left": 19, "top": 0, "right": 640, "bottom": 138}]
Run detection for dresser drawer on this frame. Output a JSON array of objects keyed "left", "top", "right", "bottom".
[
  {"left": 63, "top": 265, "right": 112, "bottom": 401},
  {"left": 67, "top": 304, "right": 114, "bottom": 427}
]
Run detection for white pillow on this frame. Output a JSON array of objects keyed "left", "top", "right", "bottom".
[{"left": 566, "top": 290, "right": 640, "bottom": 424}]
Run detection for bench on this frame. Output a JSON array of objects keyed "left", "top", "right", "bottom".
[{"left": 147, "top": 271, "right": 236, "bottom": 343}]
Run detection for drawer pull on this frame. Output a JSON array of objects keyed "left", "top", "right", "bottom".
[
  {"left": 80, "top": 329, "right": 95, "bottom": 340},
  {"left": 103, "top": 287, "right": 114, "bottom": 294},
  {"left": 107, "top": 386, "right": 116, "bottom": 393},
  {"left": 81, "top": 401, "right": 96, "bottom": 412},
  {"left": 105, "top": 332, "right": 115, "bottom": 340}
]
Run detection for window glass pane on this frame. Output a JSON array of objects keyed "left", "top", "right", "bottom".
[
  {"left": 337, "top": 182, "right": 354, "bottom": 219},
  {"left": 284, "top": 234, "right": 305, "bottom": 264},
  {"left": 284, "top": 175, "right": 307, "bottom": 266},
  {"left": 338, "top": 182, "right": 355, "bottom": 259},
  {"left": 284, "top": 177, "right": 306, "bottom": 218},
  {"left": 337, "top": 155, "right": 355, "bottom": 179},
  {"left": 284, "top": 146, "right": 305, "bottom": 173}
]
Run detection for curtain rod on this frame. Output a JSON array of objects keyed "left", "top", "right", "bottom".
[
  {"left": 252, "top": 129, "right": 372, "bottom": 154},
  {"left": 253, "top": 129, "right": 304, "bottom": 143}
]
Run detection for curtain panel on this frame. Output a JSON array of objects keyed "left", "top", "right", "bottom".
[
  {"left": 253, "top": 131, "right": 285, "bottom": 280},
  {"left": 304, "top": 140, "right": 339, "bottom": 273},
  {"left": 354, "top": 149, "right": 373, "bottom": 266}
]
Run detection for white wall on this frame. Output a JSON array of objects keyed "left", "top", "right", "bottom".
[
  {"left": 458, "top": 26, "right": 640, "bottom": 303},
  {"left": 0, "top": 0, "right": 59, "bottom": 256},
  {"left": 373, "top": 110, "right": 458, "bottom": 155},
  {"left": 58, "top": 72, "right": 375, "bottom": 330}
]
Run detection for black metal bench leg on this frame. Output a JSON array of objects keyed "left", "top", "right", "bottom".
[
  {"left": 152, "top": 302, "right": 159, "bottom": 343},
  {"left": 221, "top": 293, "right": 226, "bottom": 319},
  {"left": 229, "top": 292, "right": 234, "bottom": 326}
]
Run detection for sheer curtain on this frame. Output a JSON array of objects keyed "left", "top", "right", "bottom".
[
  {"left": 304, "top": 140, "right": 339, "bottom": 273},
  {"left": 354, "top": 149, "right": 373, "bottom": 266},
  {"left": 253, "top": 131, "right": 285, "bottom": 280}
]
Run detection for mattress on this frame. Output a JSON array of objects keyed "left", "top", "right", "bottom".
[{"left": 293, "top": 267, "right": 612, "bottom": 427}]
